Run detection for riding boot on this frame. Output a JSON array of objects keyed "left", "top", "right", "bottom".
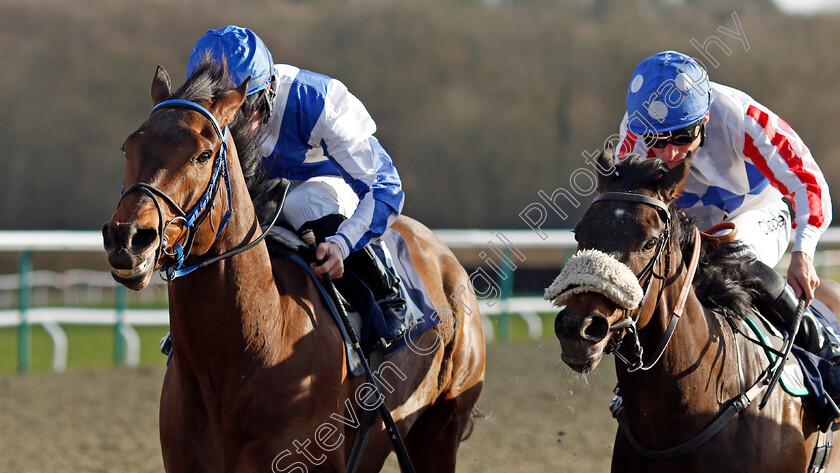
[
  {"left": 301, "top": 215, "right": 409, "bottom": 343},
  {"left": 749, "top": 259, "right": 840, "bottom": 396},
  {"left": 345, "top": 243, "right": 409, "bottom": 343}
]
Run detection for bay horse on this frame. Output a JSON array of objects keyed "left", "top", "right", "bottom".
[
  {"left": 548, "top": 146, "right": 840, "bottom": 472},
  {"left": 102, "top": 61, "right": 485, "bottom": 472}
]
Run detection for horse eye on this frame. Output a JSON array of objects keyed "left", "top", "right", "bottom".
[
  {"left": 120, "top": 145, "right": 126, "bottom": 158},
  {"left": 194, "top": 150, "right": 212, "bottom": 164},
  {"left": 643, "top": 237, "right": 658, "bottom": 251}
]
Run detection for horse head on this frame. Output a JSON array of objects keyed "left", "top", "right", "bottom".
[
  {"left": 102, "top": 63, "right": 251, "bottom": 290},
  {"left": 548, "top": 145, "right": 692, "bottom": 373}
]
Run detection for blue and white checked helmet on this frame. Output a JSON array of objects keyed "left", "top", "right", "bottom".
[
  {"left": 626, "top": 51, "right": 712, "bottom": 134},
  {"left": 187, "top": 25, "right": 274, "bottom": 96}
]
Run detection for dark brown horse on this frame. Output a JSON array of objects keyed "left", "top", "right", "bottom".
[
  {"left": 549, "top": 146, "right": 840, "bottom": 472},
  {"left": 102, "top": 62, "right": 485, "bottom": 472}
]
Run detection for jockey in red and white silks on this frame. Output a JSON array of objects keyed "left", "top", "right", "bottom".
[
  {"left": 615, "top": 51, "right": 831, "bottom": 304},
  {"left": 612, "top": 51, "right": 840, "bottom": 400}
]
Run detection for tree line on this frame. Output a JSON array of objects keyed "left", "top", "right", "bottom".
[{"left": 2, "top": 0, "right": 837, "bottom": 231}]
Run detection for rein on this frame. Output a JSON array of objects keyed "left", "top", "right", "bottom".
[{"left": 117, "top": 99, "right": 286, "bottom": 281}]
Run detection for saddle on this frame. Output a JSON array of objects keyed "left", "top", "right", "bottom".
[
  {"left": 262, "top": 225, "right": 440, "bottom": 375},
  {"left": 739, "top": 306, "right": 837, "bottom": 472}
]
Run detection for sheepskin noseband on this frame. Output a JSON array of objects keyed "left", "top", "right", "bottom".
[{"left": 544, "top": 249, "right": 643, "bottom": 309}]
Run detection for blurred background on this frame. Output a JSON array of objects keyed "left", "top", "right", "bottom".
[
  {"left": 3, "top": 0, "right": 839, "bottom": 232},
  {"left": 2, "top": 1, "right": 839, "bottom": 471}
]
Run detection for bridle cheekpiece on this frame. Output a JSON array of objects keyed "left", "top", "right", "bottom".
[{"left": 118, "top": 99, "right": 233, "bottom": 280}]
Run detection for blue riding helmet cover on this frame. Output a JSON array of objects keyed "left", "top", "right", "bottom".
[
  {"left": 626, "top": 51, "right": 712, "bottom": 134},
  {"left": 187, "top": 25, "right": 274, "bottom": 96}
]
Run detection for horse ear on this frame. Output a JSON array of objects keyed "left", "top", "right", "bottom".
[
  {"left": 211, "top": 77, "right": 250, "bottom": 126},
  {"left": 657, "top": 151, "right": 693, "bottom": 203},
  {"left": 151, "top": 66, "right": 172, "bottom": 105},
  {"left": 596, "top": 143, "right": 618, "bottom": 193}
]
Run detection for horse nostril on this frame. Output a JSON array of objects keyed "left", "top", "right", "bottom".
[
  {"left": 554, "top": 309, "right": 566, "bottom": 340},
  {"left": 582, "top": 313, "right": 609, "bottom": 342},
  {"left": 102, "top": 223, "right": 118, "bottom": 250},
  {"left": 102, "top": 222, "right": 114, "bottom": 250},
  {"left": 130, "top": 227, "right": 158, "bottom": 254}
]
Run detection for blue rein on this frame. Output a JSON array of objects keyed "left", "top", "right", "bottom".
[{"left": 120, "top": 99, "right": 234, "bottom": 281}]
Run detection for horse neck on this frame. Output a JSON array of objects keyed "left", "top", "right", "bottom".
[
  {"left": 614, "top": 240, "right": 726, "bottom": 432},
  {"left": 166, "top": 151, "right": 287, "bottom": 370}
]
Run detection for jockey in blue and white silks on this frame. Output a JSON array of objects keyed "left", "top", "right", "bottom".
[
  {"left": 257, "top": 64, "right": 404, "bottom": 260},
  {"left": 186, "top": 25, "right": 409, "bottom": 341}
]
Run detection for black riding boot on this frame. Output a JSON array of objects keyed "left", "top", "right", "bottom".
[
  {"left": 749, "top": 259, "right": 840, "bottom": 395},
  {"left": 302, "top": 214, "right": 409, "bottom": 342},
  {"left": 345, "top": 244, "right": 409, "bottom": 343}
]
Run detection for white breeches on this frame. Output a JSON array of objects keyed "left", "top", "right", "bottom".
[
  {"left": 281, "top": 176, "right": 359, "bottom": 231},
  {"left": 716, "top": 200, "right": 791, "bottom": 267}
]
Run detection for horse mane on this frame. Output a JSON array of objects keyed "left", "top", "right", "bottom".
[
  {"left": 611, "top": 155, "right": 760, "bottom": 316},
  {"left": 610, "top": 154, "right": 672, "bottom": 193},
  {"left": 677, "top": 212, "right": 761, "bottom": 316},
  {"left": 172, "top": 55, "right": 265, "bottom": 187}
]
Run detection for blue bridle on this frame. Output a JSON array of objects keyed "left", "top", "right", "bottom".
[{"left": 119, "top": 99, "right": 233, "bottom": 280}]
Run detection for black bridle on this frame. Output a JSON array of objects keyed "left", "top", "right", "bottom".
[
  {"left": 117, "top": 99, "right": 284, "bottom": 281},
  {"left": 590, "top": 195, "right": 778, "bottom": 459},
  {"left": 590, "top": 192, "right": 675, "bottom": 372}
]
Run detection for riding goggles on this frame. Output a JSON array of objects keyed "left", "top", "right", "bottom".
[{"left": 643, "top": 120, "right": 704, "bottom": 149}]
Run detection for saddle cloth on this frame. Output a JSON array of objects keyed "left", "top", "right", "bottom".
[
  {"left": 745, "top": 298, "right": 840, "bottom": 428},
  {"left": 743, "top": 313, "right": 808, "bottom": 396},
  {"left": 265, "top": 226, "right": 440, "bottom": 376}
]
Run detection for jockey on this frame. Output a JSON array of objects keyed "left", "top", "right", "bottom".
[
  {"left": 188, "top": 25, "right": 408, "bottom": 342},
  {"left": 616, "top": 51, "right": 840, "bottom": 386}
]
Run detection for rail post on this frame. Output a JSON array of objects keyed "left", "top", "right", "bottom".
[
  {"left": 114, "top": 284, "right": 127, "bottom": 365},
  {"left": 497, "top": 249, "right": 514, "bottom": 341},
  {"left": 18, "top": 250, "right": 31, "bottom": 373}
]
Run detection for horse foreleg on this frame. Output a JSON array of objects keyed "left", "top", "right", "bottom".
[
  {"left": 159, "top": 366, "right": 224, "bottom": 473},
  {"left": 403, "top": 384, "right": 483, "bottom": 472}
]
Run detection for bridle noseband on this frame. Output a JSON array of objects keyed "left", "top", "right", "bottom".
[
  {"left": 591, "top": 191, "right": 701, "bottom": 372},
  {"left": 118, "top": 99, "right": 234, "bottom": 281}
]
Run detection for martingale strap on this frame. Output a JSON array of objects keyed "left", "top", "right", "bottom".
[{"left": 628, "top": 226, "right": 701, "bottom": 372}]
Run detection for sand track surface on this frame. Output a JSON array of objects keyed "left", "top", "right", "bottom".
[{"left": 1, "top": 342, "right": 617, "bottom": 472}]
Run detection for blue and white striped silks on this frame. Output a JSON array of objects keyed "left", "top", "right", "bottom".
[{"left": 257, "top": 65, "right": 405, "bottom": 258}]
